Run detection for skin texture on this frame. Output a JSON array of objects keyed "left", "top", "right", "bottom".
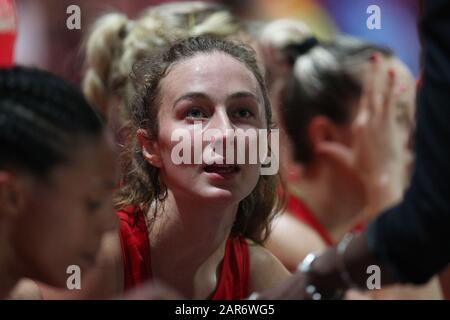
[
  {"left": 1, "top": 133, "right": 117, "bottom": 298},
  {"left": 143, "top": 52, "right": 265, "bottom": 206}
]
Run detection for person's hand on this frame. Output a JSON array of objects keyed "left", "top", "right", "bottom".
[
  {"left": 254, "top": 249, "right": 347, "bottom": 300},
  {"left": 253, "top": 271, "right": 315, "bottom": 300},
  {"left": 253, "top": 233, "right": 386, "bottom": 300},
  {"left": 316, "top": 53, "right": 404, "bottom": 221}
]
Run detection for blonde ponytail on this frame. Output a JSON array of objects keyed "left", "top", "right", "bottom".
[
  {"left": 189, "top": 11, "right": 239, "bottom": 37},
  {"left": 83, "top": 13, "right": 129, "bottom": 115}
]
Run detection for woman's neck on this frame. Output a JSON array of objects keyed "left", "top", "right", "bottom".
[
  {"left": 0, "top": 222, "right": 21, "bottom": 299},
  {"left": 147, "top": 190, "right": 239, "bottom": 299},
  {"left": 289, "top": 165, "right": 363, "bottom": 244}
]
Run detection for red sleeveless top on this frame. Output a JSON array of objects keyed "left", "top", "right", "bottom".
[
  {"left": 286, "top": 194, "right": 366, "bottom": 246},
  {"left": 286, "top": 194, "right": 334, "bottom": 246},
  {"left": 117, "top": 206, "right": 250, "bottom": 299}
]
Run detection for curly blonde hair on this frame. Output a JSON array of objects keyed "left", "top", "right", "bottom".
[{"left": 82, "top": 1, "right": 244, "bottom": 122}]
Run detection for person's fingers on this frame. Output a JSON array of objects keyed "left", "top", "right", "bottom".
[
  {"left": 381, "top": 68, "right": 396, "bottom": 119},
  {"left": 316, "top": 141, "right": 353, "bottom": 170},
  {"left": 362, "top": 53, "right": 380, "bottom": 116},
  {"left": 257, "top": 272, "right": 311, "bottom": 300},
  {"left": 354, "top": 102, "right": 370, "bottom": 129}
]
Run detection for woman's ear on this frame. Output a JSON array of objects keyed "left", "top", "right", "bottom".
[
  {"left": 0, "top": 172, "right": 25, "bottom": 220},
  {"left": 308, "top": 116, "right": 345, "bottom": 153},
  {"left": 136, "top": 129, "right": 162, "bottom": 168}
]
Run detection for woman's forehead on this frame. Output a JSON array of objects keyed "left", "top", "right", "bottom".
[{"left": 161, "top": 52, "right": 260, "bottom": 96}]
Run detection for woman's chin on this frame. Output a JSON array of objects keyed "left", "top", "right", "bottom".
[
  {"left": 189, "top": 185, "right": 242, "bottom": 205},
  {"left": 202, "top": 187, "right": 236, "bottom": 201}
]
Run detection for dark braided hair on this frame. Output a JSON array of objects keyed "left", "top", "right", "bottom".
[{"left": 0, "top": 66, "right": 104, "bottom": 177}]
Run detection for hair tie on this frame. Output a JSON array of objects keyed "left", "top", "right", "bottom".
[{"left": 284, "top": 37, "right": 319, "bottom": 65}]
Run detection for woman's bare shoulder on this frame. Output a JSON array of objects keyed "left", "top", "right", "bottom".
[
  {"left": 246, "top": 239, "right": 291, "bottom": 293},
  {"left": 265, "top": 212, "right": 327, "bottom": 271}
]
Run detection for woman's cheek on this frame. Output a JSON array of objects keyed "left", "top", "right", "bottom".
[{"left": 242, "top": 163, "right": 261, "bottom": 192}]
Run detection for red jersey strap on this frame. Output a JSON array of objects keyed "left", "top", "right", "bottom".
[
  {"left": 210, "top": 236, "right": 249, "bottom": 300},
  {"left": 117, "top": 206, "right": 250, "bottom": 299},
  {"left": 286, "top": 194, "right": 334, "bottom": 246},
  {"left": 117, "top": 206, "right": 152, "bottom": 291},
  {"left": 0, "top": 0, "right": 17, "bottom": 67}
]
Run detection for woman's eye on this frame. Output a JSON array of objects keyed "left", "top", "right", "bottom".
[
  {"left": 185, "top": 107, "right": 206, "bottom": 119},
  {"left": 235, "top": 108, "right": 254, "bottom": 119}
]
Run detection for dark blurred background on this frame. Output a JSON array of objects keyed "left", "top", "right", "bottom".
[{"left": 12, "top": 0, "right": 420, "bottom": 86}]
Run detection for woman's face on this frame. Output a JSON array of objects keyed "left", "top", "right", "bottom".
[
  {"left": 149, "top": 52, "right": 267, "bottom": 206},
  {"left": 12, "top": 134, "right": 117, "bottom": 287},
  {"left": 344, "top": 56, "right": 416, "bottom": 188},
  {"left": 338, "top": 57, "right": 416, "bottom": 188},
  {"left": 316, "top": 56, "right": 416, "bottom": 203}
]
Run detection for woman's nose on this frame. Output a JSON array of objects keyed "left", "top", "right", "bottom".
[
  {"left": 209, "top": 109, "right": 233, "bottom": 131},
  {"left": 205, "top": 110, "right": 236, "bottom": 160}
]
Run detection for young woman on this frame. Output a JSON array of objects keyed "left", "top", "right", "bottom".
[
  {"left": 36, "top": 36, "right": 289, "bottom": 300},
  {"left": 264, "top": 34, "right": 442, "bottom": 299},
  {"left": 82, "top": 1, "right": 254, "bottom": 141},
  {"left": 0, "top": 66, "right": 116, "bottom": 299}
]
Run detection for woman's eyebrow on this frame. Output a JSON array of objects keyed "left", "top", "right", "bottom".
[
  {"left": 226, "top": 91, "right": 261, "bottom": 103},
  {"left": 173, "top": 92, "right": 211, "bottom": 108},
  {"left": 172, "top": 91, "right": 261, "bottom": 109}
]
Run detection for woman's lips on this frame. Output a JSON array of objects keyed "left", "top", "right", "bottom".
[{"left": 203, "top": 164, "right": 240, "bottom": 179}]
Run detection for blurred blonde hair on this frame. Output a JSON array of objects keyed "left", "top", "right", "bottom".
[
  {"left": 260, "top": 19, "right": 312, "bottom": 51},
  {"left": 83, "top": 1, "right": 244, "bottom": 121},
  {"left": 259, "top": 19, "right": 313, "bottom": 87}
]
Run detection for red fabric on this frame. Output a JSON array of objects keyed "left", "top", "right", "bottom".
[
  {"left": 118, "top": 206, "right": 152, "bottom": 290},
  {"left": 286, "top": 194, "right": 334, "bottom": 246},
  {"left": 117, "top": 206, "right": 249, "bottom": 299},
  {"left": 351, "top": 221, "right": 366, "bottom": 233},
  {"left": 0, "top": 0, "right": 17, "bottom": 67},
  {"left": 209, "top": 236, "right": 249, "bottom": 300}
]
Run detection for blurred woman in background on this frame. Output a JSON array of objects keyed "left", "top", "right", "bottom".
[
  {"left": 0, "top": 66, "right": 116, "bottom": 299},
  {"left": 260, "top": 21, "right": 441, "bottom": 298}
]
